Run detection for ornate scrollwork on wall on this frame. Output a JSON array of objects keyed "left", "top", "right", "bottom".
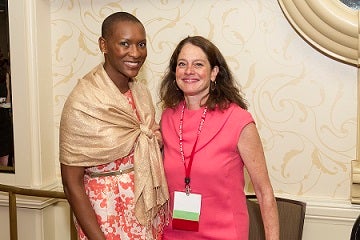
[{"left": 277, "top": 0, "right": 360, "bottom": 203}]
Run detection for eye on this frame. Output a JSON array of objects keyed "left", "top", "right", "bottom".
[
  {"left": 177, "top": 61, "right": 186, "bottom": 68},
  {"left": 120, "top": 41, "right": 129, "bottom": 47},
  {"left": 194, "top": 62, "right": 204, "bottom": 68},
  {"left": 138, "top": 42, "right": 146, "bottom": 48}
]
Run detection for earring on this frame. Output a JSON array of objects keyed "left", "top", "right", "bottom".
[{"left": 210, "top": 80, "right": 217, "bottom": 91}]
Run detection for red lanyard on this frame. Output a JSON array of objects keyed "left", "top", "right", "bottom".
[{"left": 179, "top": 102, "right": 207, "bottom": 194}]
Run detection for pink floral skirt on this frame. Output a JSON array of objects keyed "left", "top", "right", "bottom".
[{"left": 74, "top": 152, "right": 162, "bottom": 240}]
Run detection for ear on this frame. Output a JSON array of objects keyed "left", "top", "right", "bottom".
[
  {"left": 211, "top": 66, "right": 219, "bottom": 82},
  {"left": 98, "top": 37, "right": 107, "bottom": 54}
]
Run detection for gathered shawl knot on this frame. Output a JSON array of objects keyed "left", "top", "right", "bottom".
[{"left": 59, "top": 64, "right": 169, "bottom": 226}]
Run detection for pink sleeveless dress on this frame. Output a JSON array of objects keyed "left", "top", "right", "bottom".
[{"left": 161, "top": 103, "right": 254, "bottom": 240}]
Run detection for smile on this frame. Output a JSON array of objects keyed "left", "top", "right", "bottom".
[
  {"left": 124, "top": 61, "right": 141, "bottom": 68},
  {"left": 183, "top": 78, "right": 198, "bottom": 83}
]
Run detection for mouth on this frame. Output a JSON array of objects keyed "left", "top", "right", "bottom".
[
  {"left": 182, "top": 78, "right": 198, "bottom": 83},
  {"left": 124, "top": 61, "right": 142, "bottom": 69}
]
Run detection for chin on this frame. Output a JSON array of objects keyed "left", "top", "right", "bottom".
[{"left": 127, "top": 70, "right": 141, "bottom": 78}]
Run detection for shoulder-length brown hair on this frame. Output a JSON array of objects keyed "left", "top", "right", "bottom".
[{"left": 159, "top": 36, "right": 248, "bottom": 111}]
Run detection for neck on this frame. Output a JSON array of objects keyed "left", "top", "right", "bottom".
[
  {"left": 103, "top": 63, "right": 130, "bottom": 93},
  {"left": 184, "top": 96, "right": 206, "bottom": 110},
  {"left": 109, "top": 74, "right": 130, "bottom": 94},
  {"left": 113, "top": 79, "right": 130, "bottom": 93}
]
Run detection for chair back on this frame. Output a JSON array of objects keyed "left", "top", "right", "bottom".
[
  {"left": 247, "top": 195, "right": 306, "bottom": 240},
  {"left": 350, "top": 214, "right": 360, "bottom": 240}
]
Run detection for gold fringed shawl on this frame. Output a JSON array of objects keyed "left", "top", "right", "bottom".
[{"left": 59, "top": 64, "right": 169, "bottom": 225}]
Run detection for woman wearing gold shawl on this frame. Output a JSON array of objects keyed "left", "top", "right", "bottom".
[{"left": 59, "top": 12, "right": 169, "bottom": 240}]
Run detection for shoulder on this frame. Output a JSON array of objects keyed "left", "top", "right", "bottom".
[
  {"left": 68, "top": 64, "right": 101, "bottom": 96},
  {"left": 215, "top": 103, "right": 254, "bottom": 123},
  {"left": 130, "top": 80, "right": 151, "bottom": 95},
  {"left": 61, "top": 66, "right": 100, "bottom": 115},
  {"left": 82, "top": 64, "right": 103, "bottom": 81},
  {"left": 161, "top": 107, "right": 177, "bottom": 123},
  {"left": 162, "top": 107, "right": 175, "bottom": 116},
  {"left": 160, "top": 105, "right": 181, "bottom": 128},
  {"left": 131, "top": 79, "right": 147, "bottom": 88},
  {"left": 228, "top": 103, "right": 253, "bottom": 119},
  {"left": 209, "top": 104, "right": 255, "bottom": 135}
]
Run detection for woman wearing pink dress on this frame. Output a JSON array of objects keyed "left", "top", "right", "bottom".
[
  {"left": 159, "top": 36, "right": 279, "bottom": 240},
  {"left": 59, "top": 12, "right": 169, "bottom": 240}
]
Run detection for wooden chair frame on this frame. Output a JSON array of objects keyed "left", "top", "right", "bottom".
[{"left": 247, "top": 194, "right": 306, "bottom": 240}]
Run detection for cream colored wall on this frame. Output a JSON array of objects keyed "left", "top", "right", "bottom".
[
  {"left": 52, "top": 1, "right": 356, "bottom": 200},
  {"left": 1, "top": 0, "right": 359, "bottom": 239},
  {"left": 50, "top": 1, "right": 360, "bottom": 239}
]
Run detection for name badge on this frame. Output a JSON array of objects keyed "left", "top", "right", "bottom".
[{"left": 172, "top": 191, "right": 202, "bottom": 231}]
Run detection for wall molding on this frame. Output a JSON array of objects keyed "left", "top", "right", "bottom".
[
  {"left": 3, "top": 0, "right": 55, "bottom": 188},
  {"left": 277, "top": 0, "right": 359, "bottom": 67},
  {"left": 277, "top": 194, "right": 360, "bottom": 224}
]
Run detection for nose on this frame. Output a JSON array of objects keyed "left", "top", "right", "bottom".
[
  {"left": 184, "top": 65, "right": 194, "bottom": 74},
  {"left": 129, "top": 45, "right": 141, "bottom": 58}
]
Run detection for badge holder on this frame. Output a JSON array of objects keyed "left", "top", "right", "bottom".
[{"left": 172, "top": 180, "right": 202, "bottom": 231}]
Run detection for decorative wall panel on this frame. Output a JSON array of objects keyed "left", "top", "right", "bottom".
[{"left": 51, "top": 0, "right": 357, "bottom": 201}]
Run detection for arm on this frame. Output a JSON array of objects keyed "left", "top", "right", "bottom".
[
  {"left": 237, "top": 123, "right": 280, "bottom": 240},
  {"left": 60, "top": 164, "right": 106, "bottom": 240},
  {"left": 152, "top": 121, "right": 163, "bottom": 148}
]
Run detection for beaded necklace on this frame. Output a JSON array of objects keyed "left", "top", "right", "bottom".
[{"left": 179, "top": 102, "right": 208, "bottom": 193}]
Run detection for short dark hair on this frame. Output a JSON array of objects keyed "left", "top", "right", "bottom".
[{"left": 101, "top": 12, "right": 144, "bottom": 39}]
